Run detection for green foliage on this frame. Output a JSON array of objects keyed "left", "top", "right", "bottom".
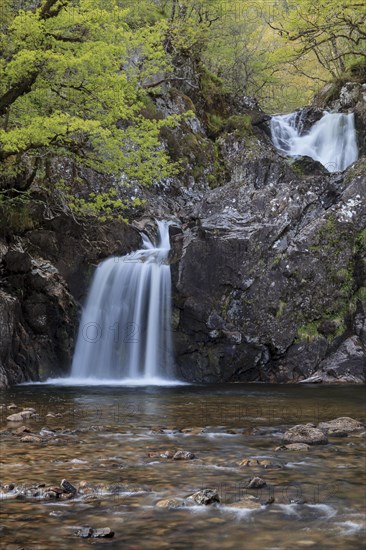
[
  {"left": 0, "top": 0, "right": 180, "bottom": 218},
  {"left": 224, "top": 115, "right": 252, "bottom": 138}
]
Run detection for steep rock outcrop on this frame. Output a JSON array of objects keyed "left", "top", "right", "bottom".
[
  {"left": 172, "top": 130, "right": 366, "bottom": 382},
  {"left": 0, "top": 206, "right": 140, "bottom": 387}
]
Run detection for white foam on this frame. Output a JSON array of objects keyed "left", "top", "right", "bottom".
[{"left": 20, "top": 376, "right": 188, "bottom": 387}]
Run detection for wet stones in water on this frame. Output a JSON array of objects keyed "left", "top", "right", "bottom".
[
  {"left": 148, "top": 450, "right": 176, "bottom": 459},
  {"left": 7, "top": 410, "right": 36, "bottom": 422},
  {"left": 173, "top": 450, "right": 195, "bottom": 460},
  {"left": 156, "top": 498, "right": 184, "bottom": 508},
  {"left": 238, "top": 458, "right": 282, "bottom": 469},
  {"left": 147, "top": 450, "right": 195, "bottom": 460},
  {"left": 282, "top": 424, "right": 328, "bottom": 445},
  {"left": 20, "top": 435, "right": 41, "bottom": 443},
  {"left": 75, "top": 527, "right": 114, "bottom": 539},
  {"left": 14, "top": 426, "right": 31, "bottom": 434},
  {"left": 61, "top": 479, "right": 77, "bottom": 495},
  {"left": 188, "top": 489, "right": 220, "bottom": 506},
  {"left": 246, "top": 477, "right": 266, "bottom": 489},
  {"left": 317, "top": 417, "right": 364, "bottom": 434},
  {"left": 229, "top": 496, "right": 262, "bottom": 510}
]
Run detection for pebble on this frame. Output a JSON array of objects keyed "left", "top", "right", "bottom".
[
  {"left": 20, "top": 435, "right": 41, "bottom": 443},
  {"left": 14, "top": 426, "right": 32, "bottom": 434},
  {"left": 156, "top": 498, "right": 183, "bottom": 508},
  {"left": 61, "top": 479, "right": 77, "bottom": 494},
  {"left": 247, "top": 477, "right": 266, "bottom": 489},
  {"left": 173, "top": 450, "right": 195, "bottom": 460},
  {"left": 188, "top": 489, "right": 220, "bottom": 505},
  {"left": 75, "top": 527, "right": 114, "bottom": 538}
]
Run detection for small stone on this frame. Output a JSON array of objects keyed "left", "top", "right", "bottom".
[
  {"left": 238, "top": 458, "right": 259, "bottom": 467},
  {"left": 91, "top": 528, "right": 114, "bottom": 539},
  {"left": 61, "top": 479, "right": 77, "bottom": 495},
  {"left": 173, "top": 450, "right": 195, "bottom": 460},
  {"left": 7, "top": 410, "right": 35, "bottom": 422},
  {"left": 20, "top": 435, "right": 41, "bottom": 443},
  {"left": 75, "top": 527, "right": 93, "bottom": 538},
  {"left": 258, "top": 459, "right": 282, "bottom": 469},
  {"left": 14, "top": 426, "right": 31, "bottom": 434},
  {"left": 188, "top": 489, "right": 220, "bottom": 506},
  {"left": 230, "top": 496, "right": 262, "bottom": 510},
  {"left": 275, "top": 443, "right": 311, "bottom": 451},
  {"left": 247, "top": 477, "right": 266, "bottom": 489},
  {"left": 156, "top": 498, "right": 183, "bottom": 508},
  {"left": 7, "top": 404, "right": 17, "bottom": 409}
]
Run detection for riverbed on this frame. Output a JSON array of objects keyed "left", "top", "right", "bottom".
[{"left": 1, "top": 384, "right": 365, "bottom": 549}]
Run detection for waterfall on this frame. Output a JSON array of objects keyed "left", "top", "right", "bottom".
[
  {"left": 70, "top": 221, "right": 176, "bottom": 383},
  {"left": 271, "top": 111, "right": 358, "bottom": 172}
]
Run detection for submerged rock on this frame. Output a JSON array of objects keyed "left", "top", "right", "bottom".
[
  {"left": 275, "top": 443, "right": 311, "bottom": 451},
  {"left": 229, "top": 496, "right": 262, "bottom": 510}
]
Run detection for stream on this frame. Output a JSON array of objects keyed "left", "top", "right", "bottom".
[{"left": 1, "top": 383, "right": 365, "bottom": 549}]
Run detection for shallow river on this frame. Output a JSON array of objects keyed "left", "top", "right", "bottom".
[{"left": 1, "top": 383, "right": 365, "bottom": 549}]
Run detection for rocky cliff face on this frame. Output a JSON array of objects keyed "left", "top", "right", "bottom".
[
  {"left": 0, "top": 80, "right": 365, "bottom": 387},
  {"left": 169, "top": 80, "right": 366, "bottom": 383},
  {"left": 0, "top": 205, "right": 140, "bottom": 387}
]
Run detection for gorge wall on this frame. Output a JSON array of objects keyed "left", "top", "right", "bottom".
[{"left": 0, "top": 79, "right": 365, "bottom": 386}]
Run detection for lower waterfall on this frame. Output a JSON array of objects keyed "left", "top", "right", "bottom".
[
  {"left": 271, "top": 111, "right": 358, "bottom": 172},
  {"left": 70, "top": 221, "right": 176, "bottom": 384}
]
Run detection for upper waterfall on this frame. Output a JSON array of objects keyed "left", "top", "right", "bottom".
[
  {"left": 270, "top": 111, "right": 358, "bottom": 172},
  {"left": 70, "top": 221, "right": 176, "bottom": 383}
]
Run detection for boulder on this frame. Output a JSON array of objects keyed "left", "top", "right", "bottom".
[
  {"left": 318, "top": 417, "right": 364, "bottom": 433},
  {"left": 283, "top": 424, "right": 328, "bottom": 445}
]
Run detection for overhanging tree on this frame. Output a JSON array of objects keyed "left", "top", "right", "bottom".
[{"left": 0, "top": 0, "right": 178, "bottom": 216}]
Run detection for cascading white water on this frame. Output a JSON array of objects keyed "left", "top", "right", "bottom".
[
  {"left": 271, "top": 111, "right": 358, "bottom": 172},
  {"left": 70, "top": 221, "right": 175, "bottom": 383}
]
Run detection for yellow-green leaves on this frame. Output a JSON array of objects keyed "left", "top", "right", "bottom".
[{"left": 0, "top": 0, "right": 181, "bottom": 219}]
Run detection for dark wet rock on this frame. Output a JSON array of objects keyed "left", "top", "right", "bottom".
[
  {"left": 75, "top": 527, "right": 114, "bottom": 539},
  {"left": 188, "top": 489, "right": 220, "bottom": 506},
  {"left": 287, "top": 156, "right": 328, "bottom": 176},
  {"left": 61, "top": 479, "right": 77, "bottom": 495},
  {"left": 4, "top": 248, "right": 32, "bottom": 273},
  {"left": 247, "top": 477, "right": 266, "bottom": 489},
  {"left": 148, "top": 450, "right": 176, "bottom": 459},
  {"left": 173, "top": 450, "right": 196, "bottom": 460},
  {"left": 318, "top": 417, "right": 364, "bottom": 433},
  {"left": 283, "top": 424, "right": 328, "bottom": 445}
]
